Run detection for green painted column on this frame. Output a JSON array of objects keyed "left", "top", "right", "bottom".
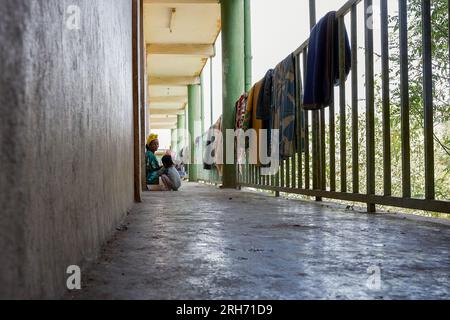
[
  {"left": 244, "top": 0, "right": 252, "bottom": 92},
  {"left": 188, "top": 84, "right": 201, "bottom": 182},
  {"left": 177, "top": 113, "right": 186, "bottom": 153},
  {"left": 171, "top": 129, "right": 177, "bottom": 153},
  {"left": 221, "top": 0, "right": 245, "bottom": 188},
  {"left": 200, "top": 73, "right": 205, "bottom": 134}
]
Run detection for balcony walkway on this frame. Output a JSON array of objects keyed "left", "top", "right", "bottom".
[{"left": 70, "top": 183, "right": 450, "bottom": 300}]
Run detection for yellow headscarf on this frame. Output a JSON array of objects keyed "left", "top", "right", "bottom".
[{"left": 147, "top": 133, "right": 159, "bottom": 146}]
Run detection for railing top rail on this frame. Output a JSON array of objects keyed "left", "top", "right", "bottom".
[
  {"left": 293, "top": 0, "right": 363, "bottom": 57},
  {"left": 336, "top": 0, "right": 363, "bottom": 17}
]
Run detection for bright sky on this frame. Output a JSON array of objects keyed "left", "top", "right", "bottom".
[
  {"left": 252, "top": 0, "right": 349, "bottom": 81},
  {"left": 158, "top": 0, "right": 397, "bottom": 149}
]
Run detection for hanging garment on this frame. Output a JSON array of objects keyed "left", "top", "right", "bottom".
[
  {"left": 204, "top": 116, "right": 223, "bottom": 172},
  {"left": 235, "top": 93, "right": 248, "bottom": 172},
  {"left": 250, "top": 80, "right": 264, "bottom": 166},
  {"left": 256, "top": 69, "right": 274, "bottom": 157},
  {"left": 241, "top": 82, "right": 264, "bottom": 166},
  {"left": 272, "top": 53, "right": 297, "bottom": 160},
  {"left": 214, "top": 116, "right": 224, "bottom": 177},
  {"left": 256, "top": 69, "right": 274, "bottom": 123},
  {"left": 203, "top": 130, "right": 215, "bottom": 170},
  {"left": 235, "top": 93, "right": 248, "bottom": 131},
  {"left": 303, "top": 11, "right": 351, "bottom": 110}
]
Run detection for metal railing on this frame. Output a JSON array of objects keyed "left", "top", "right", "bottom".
[{"left": 237, "top": 0, "right": 450, "bottom": 214}]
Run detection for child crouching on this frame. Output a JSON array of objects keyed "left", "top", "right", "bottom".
[{"left": 158, "top": 155, "right": 182, "bottom": 191}]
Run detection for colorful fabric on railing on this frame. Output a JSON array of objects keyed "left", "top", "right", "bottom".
[
  {"left": 272, "top": 53, "right": 297, "bottom": 160},
  {"left": 256, "top": 69, "right": 274, "bottom": 157},
  {"left": 235, "top": 93, "right": 248, "bottom": 173},
  {"left": 303, "top": 11, "right": 351, "bottom": 110},
  {"left": 235, "top": 93, "right": 248, "bottom": 131},
  {"left": 256, "top": 69, "right": 274, "bottom": 122},
  {"left": 203, "top": 116, "right": 223, "bottom": 177},
  {"left": 238, "top": 83, "right": 264, "bottom": 168}
]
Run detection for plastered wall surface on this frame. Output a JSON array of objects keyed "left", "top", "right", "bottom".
[{"left": 0, "top": 0, "right": 135, "bottom": 299}]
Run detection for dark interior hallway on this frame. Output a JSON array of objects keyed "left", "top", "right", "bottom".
[{"left": 69, "top": 183, "right": 449, "bottom": 300}]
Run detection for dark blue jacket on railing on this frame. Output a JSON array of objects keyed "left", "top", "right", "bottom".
[{"left": 303, "top": 11, "right": 351, "bottom": 110}]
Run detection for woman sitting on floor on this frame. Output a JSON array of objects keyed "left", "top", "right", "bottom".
[{"left": 146, "top": 133, "right": 162, "bottom": 187}]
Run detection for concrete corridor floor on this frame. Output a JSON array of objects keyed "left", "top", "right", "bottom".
[{"left": 70, "top": 183, "right": 450, "bottom": 300}]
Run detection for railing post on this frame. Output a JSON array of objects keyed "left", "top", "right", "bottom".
[
  {"left": 399, "top": 0, "right": 411, "bottom": 199},
  {"left": 171, "top": 129, "right": 177, "bottom": 154},
  {"left": 350, "top": 3, "right": 359, "bottom": 195},
  {"left": 365, "top": 0, "right": 376, "bottom": 212},
  {"left": 177, "top": 113, "right": 186, "bottom": 153},
  {"left": 210, "top": 58, "right": 214, "bottom": 127},
  {"left": 244, "top": 0, "right": 252, "bottom": 92},
  {"left": 380, "top": 0, "right": 392, "bottom": 197},
  {"left": 422, "top": 0, "right": 435, "bottom": 200},
  {"left": 309, "top": 0, "right": 323, "bottom": 201},
  {"left": 200, "top": 73, "right": 205, "bottom": 135}
]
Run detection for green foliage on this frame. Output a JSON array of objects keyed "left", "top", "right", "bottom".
[{"left": 326, "top": 0, "right": 449, "bottom": 216}]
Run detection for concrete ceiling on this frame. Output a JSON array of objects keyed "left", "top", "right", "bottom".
[{"left": 144, "top": 0, "right": 221, "bottom": 130}]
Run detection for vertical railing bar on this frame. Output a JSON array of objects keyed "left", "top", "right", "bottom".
[
  {"left": 256, "top": 164, "right": 260, "bottom": 186},
  {"left": 309, "top": 0, "right": 320, "bottom": 198},
  {"left": 312, "top": 114, "right": 319, "bottom": 191},
  {"left": 281, "top": 160, "right": 285, "bottom": 188},
  {"left": 303, "top": 49, "right": 310, "bottom": 190},
  {"left": 339, "top": 16, "right": 347, "bottom": 193},
  {"left": 380, "top": 0, "right": 392, "bottom": 196},
  {"left": 286, "top": 156, "right": 291, "bottom": 188},
  {"left": 399, "top": 0, "right": 411, "bottom": 198},
  {"left": 330, "top": 93, "right": 336, "bottom": 192},
  {"left": 259, "top": 164, "right": 262, "bottom": 185},
  {"left": 351, "top": 3, "right": 359, "bottom": 194},
  {"left": 292, "top": 52, "right": 298, "bottom": 190},
  {"left": 246, "top": 158, "right": 249, "bottom": 185},
  {"left": 365, "top": 0, "right": 376, "bottom": 212},
  {"left": 292, "top": 150, "right": 296, "bottom": 189},
  {"left": 296, "top": 53, "right": 304, "bottom": 189},
  {"left": 253, "top": 162, "right": 256, "bottom": 186},
  {"left": 291, "top": 93, "right": 297, "bottom": 189},
  {"left": 309, "top": 0, "right": 317, "bottom": 30},
  {"left": 320, "top": 109, "right": 326, "bottom": 190},
  {"left": 422, "top": 0, "right": 435, "bottom": 200}
]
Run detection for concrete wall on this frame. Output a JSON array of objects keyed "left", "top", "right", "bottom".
[{"left": 0, "top": 0, "right": 135, "bottom": 299}]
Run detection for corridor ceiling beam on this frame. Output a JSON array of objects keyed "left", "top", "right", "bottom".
[
  {"left": 149, "top": 108, "right": 186, "bottom": 115},
  {"left": 150, "top": 114, "right": 178, "bottom": 119},
  {"left": 144, "top": 0, "right": 219, "bottom": 3},
  {"left": 149, "top": 76, "right": 200, "bottom": 86},
  {"left": 150, "top": 124, "right": 177, "bottom": 130},
  {"left": 149, "top": 95, "right": 188, "bottom": 104},
  {"left": 147, "top": 44, "right": 215, "bottom": 57},
  {"left": 150, "top": 118, "right": 178, "bottom": 124}
]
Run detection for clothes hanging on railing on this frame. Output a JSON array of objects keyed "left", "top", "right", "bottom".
[
  {"left": 235, "top": 93, "right": 248, "bottom": 131},
  {"left": 272, "top": 53, "right": 297, "bottom": 160},
  {"left": 247, "top": 80, "right": 264, "bottom": 166},
  {"left": 303, "top": 11, "right": 351, "bottom": 110},
  {"left": 256, "top": 69, "right": 274, "bottom": 157},
  {"left": 235, "top": 93, "right": 248, "bottom": 172},
  {"left": 203, "top": 116, "right": 224, "bottom": 177}
]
